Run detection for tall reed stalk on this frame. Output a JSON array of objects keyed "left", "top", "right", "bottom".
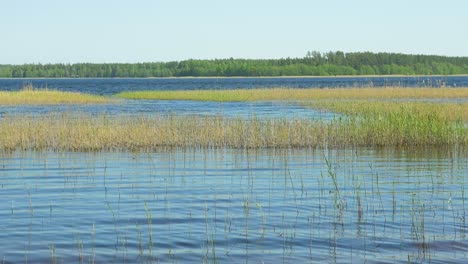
[
  {"left": 0, "top": 112, "right": 465, "bottom": 151},
  {"left": 144, "top": 202, "right": 154, "bottom": 258}
]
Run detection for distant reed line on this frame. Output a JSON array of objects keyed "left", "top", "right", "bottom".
[
  {"left": 1, "top": 86, "right": 466, "bottom": 151},
  {"left": 0, "top": 89, "right": 111, "bottom": 105},
  {"left": 1, "top": 87, "right": 467, "bottom": 105},
  {"left": 116, "top": 87, "right": 468, "bottom": 102},
  {"left": 0, "top": 112, "right": 465, "bottom": 151}
]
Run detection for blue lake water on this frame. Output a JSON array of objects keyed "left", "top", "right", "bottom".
[
  {"left": 1, "top": 76, "right": 466, "bottom": 119},
  {"left": 0, "top": 148, "right": 466, "bottom": 263},
  {"left": 1, "top": 78, "right": 467, "bottom": 263},
  {"left": 0, "top": 100, "right": 337, "bottom": 120},
  {"left": 1, "top": 76, "right": 467, "bottom": 95}
]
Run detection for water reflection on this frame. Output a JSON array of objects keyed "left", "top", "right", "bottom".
[{"left": 0, "top": 147, "right": 466, "bottom": 263}]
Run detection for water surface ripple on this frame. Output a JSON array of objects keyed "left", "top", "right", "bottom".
[
  {"left": 0, "top": 148, "right": 466, "bottom": 263},
  {"left": 1, "top": 76, "right": 467, "bottom": 95},
  {"left": 0, "top": 99, "right": 335, "bottom": 120}
]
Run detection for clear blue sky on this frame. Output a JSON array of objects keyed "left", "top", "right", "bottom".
[{"left": 2, "top": 0, "right": 467, "bottom": 64}]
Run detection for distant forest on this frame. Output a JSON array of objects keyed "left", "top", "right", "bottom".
[{"left": 1, "top": 51, "right": 468, "bottom": 78}]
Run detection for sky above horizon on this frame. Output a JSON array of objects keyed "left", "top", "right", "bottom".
[{"left": 2, "top": 0, "right": 467, "bottom": 64}]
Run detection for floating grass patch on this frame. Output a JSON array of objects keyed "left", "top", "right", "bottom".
[
  {"left": 0, "top": 112, "right": 465, "bottom": 151},
  {"left": 0, "top": 89, "right": 111, "bottom": 105},
  {"left": 116, "top": 87, "right": 468, "bottom": 102}
]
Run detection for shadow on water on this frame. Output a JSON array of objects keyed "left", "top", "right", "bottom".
[{"left": 0, "top": 147, "right": 467, "bottom": 263}]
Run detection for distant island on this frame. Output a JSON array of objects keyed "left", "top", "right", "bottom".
[{"left": 1, "top": 51, "right": 468, "bottom": 78}]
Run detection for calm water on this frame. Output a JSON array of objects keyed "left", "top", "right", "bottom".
[
  {"left": 1, "top": 76, "right": 467, "bottom": 95},
  {"left": 0, "top": 100, "right": 336, "bottom": 120},
  {"left": 0, "top": 148, "right": 467, "bottom": 263}
]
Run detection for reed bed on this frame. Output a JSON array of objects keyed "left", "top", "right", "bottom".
[
  {"left": 0, "top": 90, "right": 111, "bottom": 105},
  {"left": 0, "top": 112, "right": 465, "bottom": 151},
  {"left": 311, "top": 100, "right": 468, "bottom": 146},
  {"left": 116, "top": 87, "right": 468, "bottom": 102},
  {"left": 310, "top": 100, "right": 468, "bottom": 122}
]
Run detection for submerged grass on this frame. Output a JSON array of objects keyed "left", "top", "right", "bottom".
[
  {"left": 0, "top": 111, "right": 465, "bottom": 151},
  {"left": 116, "top": 87, "right": 468, "bottom": 102},
  {"left": 0, "top": 89, "right": 111, "bottom": 105}
]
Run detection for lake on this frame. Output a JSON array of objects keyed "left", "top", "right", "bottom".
[
  {"left": 0, "top": 148, "right": 466, "bottom": 263},
  {"left": 0, "top": 99, "right": 337, "bottom": 120},
  {"left": 1, "top": 76, "right": 466, "bottom": 119},
  {"left": 1, "top": 76, "right": 468, "bottom": 95},
  {"left": 0, "top": 77, "right": 467, "bottom": 263}
]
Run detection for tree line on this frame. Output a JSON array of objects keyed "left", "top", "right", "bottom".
[{"left": 1, "top": 51, "right": 468, "bottom": 78}]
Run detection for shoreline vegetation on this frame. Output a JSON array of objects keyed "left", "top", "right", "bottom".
[
  {"left": 0, "top": 87, "right": 466, "bottom": 151},
  {"left": 0, "top": 111, "right": 465, "bottom": 151},
  {"left": 2, "top": 51, "right": 468, "bottom": 78},
  {"left": 117, "top": 87, "right": 468, "bottom": 101},
  {"left": 2, "top": 74, "right": 468, "bottom": 80},
  {"left": 0, "top": 85, "right": 111, "bottom": 105}
]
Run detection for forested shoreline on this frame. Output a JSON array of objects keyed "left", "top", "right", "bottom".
[{"left": 1, "top": 51, "right": 468, "bottom": 78}]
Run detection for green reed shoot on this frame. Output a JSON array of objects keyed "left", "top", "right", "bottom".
[
  {"left": 48, "top": 244, "right": 56, "bottom": 264},
  {"left": 76, "top": 236, "right": 84, "bottom": 263},
  {"left": 91, "top": 223, "right": 95, "bottom": 264},
  {"left": 243, "top": 197, "right": 250, "bottom": 246},
  {"left": 1, "top": 111, "right": 464, "bottom": 151},
  {"left": 256, "top": 202, "right": 266, "bottom": 239},
  {"left": 203, "top": 203, "right": 218, "bottom": 264},
  {"left": 106, "top": 202, "right": 116, "bottom": 224},
  {"left": 324, "top": 156, "right": 345, "bottom": 211},
  {"left": 144, "top": 201, "right": 154, "bottom": 257},
  {"left": 27, "top": 190, "right": 33, "bottom": 217}
]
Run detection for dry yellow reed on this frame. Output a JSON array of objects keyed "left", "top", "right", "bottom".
[
  {"left": 117, "top": 87, "right": 468, "bottom": 101},
  {"left": 0, "top": 90, "right": 111, "bottom": 105},
  {"left": 0, "top": 113, "right": 465, "bottom": 151}
]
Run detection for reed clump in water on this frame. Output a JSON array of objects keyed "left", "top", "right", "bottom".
[
  {"left": 311, "top": 100, "right": 467, "bottom": 146},
  {"left": 310, "top": 100, "right": 468, "bottom": 122},
  {"left": 0, "top": 85, "right": 111, "bottom": 105},
  {"left": 0, "top": 112, "right": 465, "bottom": 151},
  {"left": 0, "top": 114, "right": 326, "bottom": 151},
  {"left": 116, "top": 87, "right": 468, "bottom": 102}
]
